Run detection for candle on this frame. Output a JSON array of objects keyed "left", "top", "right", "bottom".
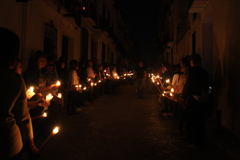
[
  {"left": 157, "top": 82, "right": 159, "bottom": 85},
  {"left": 58, "top": 93, "right": 62, "bottom": 98},
  {"left": 39, "top": 126, "right": 59, "bottom": 151},
  {"left": 46, "top": 93, "right": 53, "bottom": 103},
  {"left": 42, "top": 112, "right": 47, "bottom": 117},
  {"left": 94, "top": 83, "right": 97, "bottom": 86},
  {"left": 162, "top": 93, "right": 165, "bottom": 96},
  {"left": 98, "top": 80, "right": 101, "bottom": 83},
  {"left": 166, "top": 79, "right": 170, "bottom": 84},
  {"left": 32, "top": 112, "right": 47, "bottom": 120},
  {"left": 91, "top": 82, "right": 93, "bottom": 87},
  {"left": 26, "top": 86, "right": 35, "bottom": 99},
  {"left": 52, "top": 127, "right": 59, "bottom": 135},
  {"left": 170, "top": 93, "right": 173, "bottom": 97},
  {"left": 56, "top": 81, "right": 61, "bottom": 86},
  {"left": 171, "top": 88, "right": 174, "bottom": 92},
  {"left": 83, "top": 87, "right": 87, "bottom": 90},
  {"left": 79, "top": 84, "right": 82, "bottom": 88}
]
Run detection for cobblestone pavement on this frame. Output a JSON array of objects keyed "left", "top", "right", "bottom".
[{"left": 37, "top": 82, "right": 233, "bottom": 160}]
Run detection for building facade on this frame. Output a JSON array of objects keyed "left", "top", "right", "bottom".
[
  {"left": 158, "top": 0, "right": 240, "bottom": 137},
  {"left": 0, "top": 0, "right": 134, "bottom": 70}
]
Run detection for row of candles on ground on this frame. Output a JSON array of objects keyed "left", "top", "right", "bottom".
[{"left": 150, "top": 74, "right": 175, "bottom": 98}]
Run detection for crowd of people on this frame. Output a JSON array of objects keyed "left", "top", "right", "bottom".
[
  {"left": 150, "top": 54, "right": 210, "bottom": 149},
  {"left": 1, "top": 27, "right": 210, "bottom": 160},
  {"left": 0, "top": 27, "right": 131, "bottom": 160}
]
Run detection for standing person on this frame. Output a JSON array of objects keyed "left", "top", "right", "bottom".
[
  {"left": 0, "top": 27, "right": 38, "bottom": 159},
  {"left": 86, "top": 60, "right": 96, "bottom": 82},
  {"left": 180, "top": 53, "right": 209, "bottom": 148},
  {"left": 134, "top": 61, "right": 147, "bottom": 98}
]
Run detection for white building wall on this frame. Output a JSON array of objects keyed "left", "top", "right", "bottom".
[{"left": 213, "top": 0, "right": 240, "bottom": 136}]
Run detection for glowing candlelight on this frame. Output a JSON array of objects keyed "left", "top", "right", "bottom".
[
  {"left": 166, "top": 79, "right": 170, "bottom": 84},
  {"left": 26, "top": 86, "right": 35, "bottom": 99},
  {"left": 162, "top": 93, "right": 165, "bottom": 96},
  {"left": 88, "top": 78, "right": 91, "bottom": 82},
  {"left": 39, "top": 126, "right": 59, "bottom": 150},
  {"left": 157, "top": 82, "right": 159, "bottom": 85},
  {"left": 83, "top": 87, "right": 87, "bottom": 90},
  {"left": 152, "top": 79, "right": 155, "bottom": 83},
  {"left": 42, "top": 112, "right": 47, "bottom": 117},
  {"left": 46, "top": 93, "right": 53, "bottom": 103},
  {"left": 91, "top": 82, "right": 93, "bottom": 87},
  {"left": 170, "top": 93, "right": 173, "bottom": 97},
  {"left": 94, "top": 83, "right": 97, "bottom": 86},
  {"left": 124, "top": 74, "right": 126, "bottom": 76},
  {"left": 117, "top": 76, "right": 120, "bottom": 79},
  {"left": 104, "top": 70, "right": 106, "bottom": 72},
  {"left": 98, "top": 80, "right": 101, "bottom": 83},
  {"left": 171, "top": 88, "right": 174, "bottom": 92},
  {"left": 57, "top": 93, "right": 62, "bottom": 98},
  {"left": 56, "top": 81, "right": 61, "bottom": 86},
  {"left": 52, "top": 127, "right": 59, "bottom": 135},
  {"left": 79, "top": 84, "right": 82, "bottom": 88}
]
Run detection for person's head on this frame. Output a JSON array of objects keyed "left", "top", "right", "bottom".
[
  {"left": 15, "top": 59, "right": 23, "bottom": 75},
  {"left": 57, "top": 57, "right": 66, "bottom": 69},
  {"left": 69, "top": 59, "right": 79, "bottom": 70},
  {"left": 0, "top": 27, "right": 20, "bottom": 69},
  {"left": 88, "top": 60, "right": 93, "bottom": 67},
  {"left": 190, "top": 53, "right": 201, "bottom": 67},
  {"left": 180, "top": 57, "right": 190, "bottom": 73},
  {"left": 138, "top": 61, "right": 143, "bottom": 67},
  {"left": 35, "top": 50, "right": 47, "bottom": 69},
  {"left": 98, "top": 65, "right": 103, "bottom": 70},
  {"left": 46, "top": 56, "right": 55, "bottom": 72}
]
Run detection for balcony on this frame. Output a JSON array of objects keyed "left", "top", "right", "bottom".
[{"left": 189, "top": 0, "right": 209, "bottom": 13}]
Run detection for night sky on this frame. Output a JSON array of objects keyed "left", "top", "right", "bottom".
[{"left": 115, "top": 0, "right": 161, "bottom": 64}]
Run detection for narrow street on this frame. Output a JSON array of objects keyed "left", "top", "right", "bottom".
[{"left": 37, "top": 82, "right": 232, "bottom": 160}]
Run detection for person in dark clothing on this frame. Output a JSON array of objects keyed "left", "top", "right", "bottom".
[
  {"left": 0, "top": 27, "right": 39, "bottom": 160},
  {"left": 180, "top": 53, "right": 209, "bottom": 148},
  {"left": 134, "top": 61, "right": 147, "bottom": 97}
]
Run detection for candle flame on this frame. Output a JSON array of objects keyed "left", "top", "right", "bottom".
[
  {"left": 171, "top": 88, "right": 174, "bottom": 92},
  {"left": 83, "top": 87, "right": 87, "bottom": 90},
  {"left": 98, "top": 80, "right": 101, "bottom": 83},
  {"left": 58, "top": 93, "right": 62, "bottom": 98},
  {"left": 166, "top": 79, "right": 170, "bottom": 83},
  {"left": 52, "top": 127, "right": 59, "bottom": 135},
  {"left": 94, "top": 83, "right": 97, "bottom": 86},
  {"left": 162, "top": 93, "right": 165, "bottom": 96},
  {"left": 170, "top": 93, "right": 173, "bottom": 97},
  {"left": 30, "top": 87, "right": 34, "bottom": 92},
  {"left": 42, "top": 112, "right": 47, "bottom": 117},
  {"left": 56, "top": 81, "right": 61, "bottom": 86}
]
